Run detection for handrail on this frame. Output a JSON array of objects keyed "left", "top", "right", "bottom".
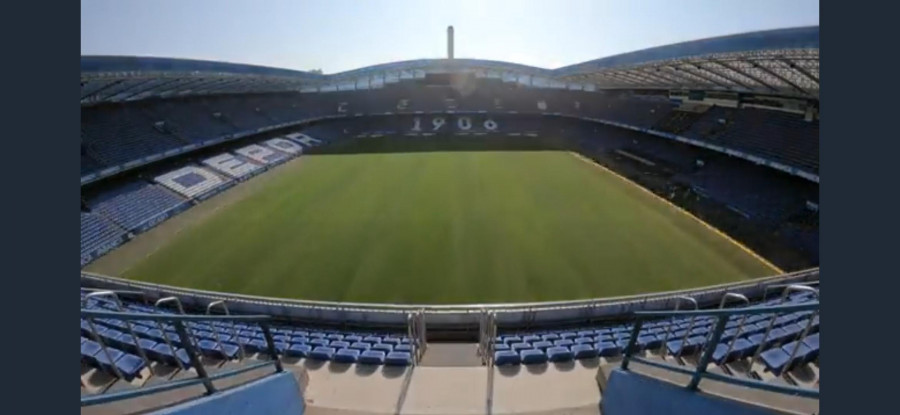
[
  {"left": 81, "top": 267, "right": 820, "bottom": 313},
  {"left": 207, "top": 300, "right": 246, "bottom": 360},
  {"left": 619, "top": 301, "right": 820, "bottom": 399},
  {"left": 80, "top": 309, "right": 282, "bottom": 407},
  {"left": 749, "top": 285, "right": 819, "bottom": 363},
  {"left": 82, "top": 291, "right": 152, "bottom": 373},
  {"left": 658, "top": 296, "right": 697, "bottom": 361},
  {"left": 715, "top": 293, "right": 750, "bottom": 366}
]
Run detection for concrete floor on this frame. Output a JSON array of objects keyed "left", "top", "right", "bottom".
[{"left": 300, "top": 357, "right": 603, "bottom": 415}]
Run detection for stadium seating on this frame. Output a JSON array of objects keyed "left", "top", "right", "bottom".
[
  {"left": 675, "top": 158, "right": 817, "bottom": 224},
  {"left": 202, "top": 153, "right": 264, "bottom": 179},
  {"left": 80, "top": 291, "right": 415, "bottom": 376},
  {"left": 80, "top": 212, "right": 126, "bottom": 261},
  {"left": 154, "top": 166, "right": 230, "bottom": 199},
  {"left": 81, "top": 105, "right": 188, "bottom": 167},
  {"left": 684, "top": 107, "right": 819, "bottom": 173},
  {"left": 234, "top": 144, "right": 290, "bottom": 165},
  {"left": 491, "top": 291, "right": 818, "bottom": 370},
  {"left": 87, "top": 181, "right": 188, "bottom": 232}
]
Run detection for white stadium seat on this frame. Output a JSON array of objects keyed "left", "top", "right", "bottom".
[
  {"left": 286, "top": 133, "right": 323, "bottom": 147},
  {"left": 235, "top": 144, "right": 288, "bottom": 165},
  {"left": 263, "top": 138, "right": 304, "bottom": 155},
  {"left": 202, "top": 153, "right": 264, "bottom": 179},
  {"left": 154, "top": 166, "right": 228, "bottom": 199}
]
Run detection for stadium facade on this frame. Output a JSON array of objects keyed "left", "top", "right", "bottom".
[{"left": 80, "top": 26, "right": 820, "bottom": 414}]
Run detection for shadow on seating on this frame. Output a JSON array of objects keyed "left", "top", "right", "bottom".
[
  {"left": 354, "top": 364, "right": 379, "bottom": 377},
  {"left": 497, "top": 365, "right": 521, "bottom": 377},
  {"left": 525, "top": 363, "right": 548, "bottom": 375},
  {"left": 381, "top": 365, "right": 408, "bottom": 379},
  {"left": 578, "top": 357, "right": 601, "bottom": 369},
  {"left": 302, "top": 359, "right": 327, "bottom": 371},
  {"left": 328, "top": 362, "right": 352, "bottom": 374},
  {"left": 553, "top": 360, "right": 576, "bottom": 372}
]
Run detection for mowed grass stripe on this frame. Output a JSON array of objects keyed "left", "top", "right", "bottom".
[{"left": 122, "top": 151, "right": 774, "bottom": 303}]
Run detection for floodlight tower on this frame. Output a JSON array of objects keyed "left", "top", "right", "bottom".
[{"left": 447, "top": 25, "right": 454, "bottom": 59}]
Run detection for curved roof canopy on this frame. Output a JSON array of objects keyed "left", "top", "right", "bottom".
[{"left": 81, "top": 26, "right": 818, "bottom": 106}]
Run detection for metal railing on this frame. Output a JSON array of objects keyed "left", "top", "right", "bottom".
[
  {"left": 619, "top": 301, "right": 820, "bottom": 399},
  {"left": 80, "top": 309, "right": 283, "bottom": 407},
  {"left": 81, "top": 267, "right": 819, "bottom": 329}
]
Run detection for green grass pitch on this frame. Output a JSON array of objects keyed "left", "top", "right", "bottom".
[{"left": 122, "top": 150, "right": 776, "bottom": 304}]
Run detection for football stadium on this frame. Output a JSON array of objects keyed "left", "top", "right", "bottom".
[{"left": 80, "top": 24, "right": 820, "bottom": 415}]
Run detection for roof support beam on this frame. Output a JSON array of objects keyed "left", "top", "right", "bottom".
[
  {"left": 609, "top": 70, "right": 657, "bottom": 85},
  {"left": 709, "top": 60, "right": 779, "bottom": 93},
  {"left": 80, "top": 79, "right": 125, "bottom": 103},
  {"left": 119, "top": 77, "right": 191, "bottom": 101},
  {"left": 106, "top": 78, "right": 164, "bottom": 102},
  {"left": 634, "top": 67, "right": 684, "bottom": 87},
  {"left": 700, "top": 62, "right": 755, "bottom": 91},
  {"left": 780, "top": 59, "right": 819, "bottom": 86},
  {"left": 614, "top": 69, "right": 668, "bottom": 86},
  {"left": 590, "top": 72, "right": 639, "bottom": 87},
  {"left": 673, "top": 65, "right": 733, "bottom": 90},
  {"left": 753, "top": 63, "right": 810, "bottom": 96},
  {"left": 658, "top": 66, "right": 706, "bottom": 88},
  {"left": 156, "top": 77, "right": 218, "bottom": 97}
]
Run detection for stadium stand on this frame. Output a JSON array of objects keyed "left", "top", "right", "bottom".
[
  {"left": 684, "top": 107, "right": 819, "bottom": 173},
  {"left": 492, "top": 290, "right": 818, "bottom": 373},
  {"left": 149, "top": 98, "right": 240, "bottom": 143},
  {"left": 235, "top": 143, "right": 290, "bottom": 165},
  {"left": 87, "top": 181, "right": 188, "bottom": 232},
  {"left": 264, "top": 137, "right": 304, "bottom": 155},
  {"left": 202, "top": 153, "right": 265, "bottom": 179},
  {"left": 82, "top": 105, "right": 188, "bottom": 167},
  {"left": 154, "top": 166, "right": 230, "bottom": 200},
  {"left": 80, "top": 212, "right": 127, "bottom": 263},
  {"left": 675, "top": 158, "right": 816, "bottom": 224},
  {"left": 81, "top": 291, "right": 414, "bottom": 373}
]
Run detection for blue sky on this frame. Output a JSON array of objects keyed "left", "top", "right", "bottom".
[{"left": 81, "top": 0, "right": 818, "bottom": 74}]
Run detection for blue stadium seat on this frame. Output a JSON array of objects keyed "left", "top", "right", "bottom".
[
  {"left": 541, "top": 333, "right": 560, "bottom": 342},
  {"left": 372, "top": 343, "right": 393, "bottom": 353},
  {"left": 330, "top": 341, "right": 351, "bottom": 349},
  {"left": 359, "top": 350, "right": 386, "bottom": 365},
  {"left": 310, "top": 338, "right": 330, "bottom": 348},
  {"left": 522, "top": 335, "right": 541, "bottom": 344},
  {"left": 574, "top": 336, "right": 594, "bottom": 344},
  {"left": 334, "top": 348, "right": 361, "bottom": 363},
  {"left": 494, "top": 350, "right": 521, "bottom": 365},
  {"left": 510, "top": 342, "right": 531, "bottom": 353},
  {"left": 350, "top": 342, "right": 372, "bottom": 351},
  {"left": 553, "top": 339, "right": 575, "bottom": 348},
  {"left": 595, "top": 341, "right": 621, "bottom": 357},
  {"left": 309, "top": 346, "right": 336, "bottom": 361},
  {"left": 571, "top": 344, "right": 599, "bottom": 359},
  {"left": 385, "top": 351, "right": 412, "bottom": 366},
  {"left": 546, "top": 346, "right": 574, "bottom": 362},
  {"left": 503, "top": 336, "right": 522, "bottom": 345},
  {"left": 394, "top": 344, "right": 415, "bottom": 354},
  {"left": 493, "top": 343, "right": 510, "bottom": 352},
  {"left": 148, "top": 343, "right": 191, "bottom": 367},
  {"left": 286, "top": 344, "right": 312, "bottom": 358},
  {"left": 363, "top": 336, "right": 382, "bottom": 344},
  {"left": 381, "top": 337, "right": 401, "bottom": 346},
  {"left": 531, "top": 340, "right": 553, "bottom": 351},
  {"left": 344, "top": 335, "right": 362, "bottom": 343},
  {"left": 520, "top": 349, "right": 548, "bottom": 365}
]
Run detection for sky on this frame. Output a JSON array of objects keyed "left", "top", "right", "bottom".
[{"left": 81, "top": 0, "right": 819, "bottom": 74}]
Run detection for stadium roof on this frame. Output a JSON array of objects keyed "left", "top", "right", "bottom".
[{"left": 81, "top": 26, "right": 818, "bottom": 106}]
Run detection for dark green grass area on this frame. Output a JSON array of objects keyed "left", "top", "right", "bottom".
[{"left": 122, "top": 149, "right": 775, "bottom": 304}]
